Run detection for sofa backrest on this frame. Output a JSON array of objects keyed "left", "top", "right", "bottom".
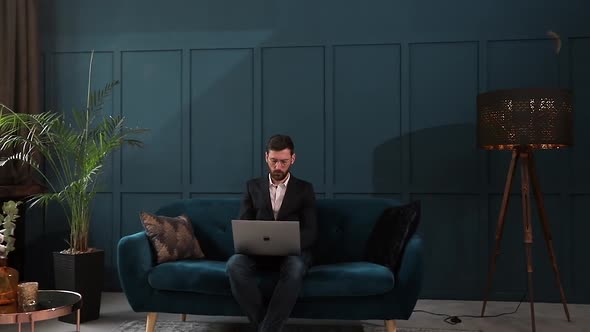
[
  {"left": 155, "top": 198, "right": 240, "bottom": 261},
  {"left": 154, "top": 197, "right": 401, "bottom": 264}
]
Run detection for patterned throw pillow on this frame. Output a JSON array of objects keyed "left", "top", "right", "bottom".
[
  {"left": 364, "top": 201, "right": 421, "bottom": 273},
  {"left": 140, "top": 212, "right": 205, "bottom": 264}
]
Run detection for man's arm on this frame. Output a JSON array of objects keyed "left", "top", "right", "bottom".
[
  {"left": 300, "top": 182, "right": 318, "bottom": 250},
  {"left": 238, "top": 181, "right": 256, "bottom": 220}
]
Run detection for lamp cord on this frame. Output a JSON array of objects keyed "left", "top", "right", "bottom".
[
  {"left": 412, "top": 290, "right": 527, "bottom": 326},
  {"left": 361, "top": 290, "right": 527, "bottom": 328}
]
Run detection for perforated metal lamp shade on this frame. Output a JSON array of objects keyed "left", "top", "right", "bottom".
[{"left": 477, "top": 88, "right": 574, "bottom": 150}]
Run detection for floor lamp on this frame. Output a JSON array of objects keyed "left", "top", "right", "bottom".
[{"left": 477, "top": 88, "right": 572, "bottom": 332}]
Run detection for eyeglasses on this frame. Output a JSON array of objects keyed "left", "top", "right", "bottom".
[{"left": 268, "top": 158, "right": 291, "bottom": 167}]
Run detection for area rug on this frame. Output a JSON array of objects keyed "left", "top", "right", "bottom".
[{"left": 113, "top": 320, "right": 480, "bottom": 332}]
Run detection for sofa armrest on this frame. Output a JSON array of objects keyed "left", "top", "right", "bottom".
[
  {"left": 117, "top": 232, "right": 156, "bottom": 312},
  {"left": 392, "top": 233, "right": 424, "bottom": 318}
]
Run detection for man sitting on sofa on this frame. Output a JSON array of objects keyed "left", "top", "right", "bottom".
[{"left": 226, "top": 134, "right": 318, "bottom": 332}]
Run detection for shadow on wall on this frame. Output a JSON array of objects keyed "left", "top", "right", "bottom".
[{"left": 372, "top": 122, "right": 479, "bottom": 195}]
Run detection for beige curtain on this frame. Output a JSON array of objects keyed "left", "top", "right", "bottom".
[{"left": 0, "top": 0, "right": 41, "bottom": 185}]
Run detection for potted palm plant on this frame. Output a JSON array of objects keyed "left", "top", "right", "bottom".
[{"left": 0, "top": 51, "right": 146, "bottom": 322}]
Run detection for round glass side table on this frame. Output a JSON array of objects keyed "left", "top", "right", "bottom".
[{"left": 0, "top": 290, "right": 82, "bottom": 332}]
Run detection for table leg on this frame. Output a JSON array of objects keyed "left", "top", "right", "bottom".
[
  {"left": 31, "top": 320, "right": 35, "bottom": 332},
  {"left": 76, "top": 309, "right": 80, "bottom": 332},
  {"left": 18, "top": 322, "right": 21, "bottom": 332}
]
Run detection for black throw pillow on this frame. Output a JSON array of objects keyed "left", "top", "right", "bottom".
[{"left": 365, "top": 201, "right": 421, "bottom": 273}]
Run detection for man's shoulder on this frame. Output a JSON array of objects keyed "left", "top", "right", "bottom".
[
  {"left": 245, "top": 176, "right": 266, "bottom": 187},
  {"left": 289, "top": 175, "right": 314, "bottom": 189}
]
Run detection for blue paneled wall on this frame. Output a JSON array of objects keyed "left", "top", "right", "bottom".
[{"left": 36, "top": 0, "right": 590, "bottom": 303}]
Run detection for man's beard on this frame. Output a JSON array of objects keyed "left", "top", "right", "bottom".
[{"left": 270, "top": 169, "right": 289, "bottom": 182}]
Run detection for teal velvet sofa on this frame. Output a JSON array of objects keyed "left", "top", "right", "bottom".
[{"left": 117, "top": 198, "right": 424, "bottom": 332}]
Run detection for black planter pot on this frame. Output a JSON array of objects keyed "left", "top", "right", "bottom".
[{"left": 53, "top": 249, "right": 104, "bottom": 324}]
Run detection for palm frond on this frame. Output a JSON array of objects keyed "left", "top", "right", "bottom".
[
  {"left": 0, "top": 152, "right": 40, "bottom": 169},
  {"left": 28, "top": 193, "right": 66, "bottom": 209},
  {"left": 87, "top": 81, "right": 118, "bottom": 112},
  {"left": 123, "top": 139, "right": 145, "bottom": 147}
]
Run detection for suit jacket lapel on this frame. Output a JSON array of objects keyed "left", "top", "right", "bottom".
[{"left": 259, "top": 177, "right": 273, "bottom": 218}]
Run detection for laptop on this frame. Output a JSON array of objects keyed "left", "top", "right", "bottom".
[{"left": 231, "top": 220, "right": 301, "bottom": 256}]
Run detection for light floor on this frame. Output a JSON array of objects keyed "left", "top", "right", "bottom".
[{"left": 0, "top": 293, "right": 587, "bottom": 332}]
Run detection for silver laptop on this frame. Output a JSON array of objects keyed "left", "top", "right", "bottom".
[{"left": 231, "top": 220, "right": 300, "bottom": 256}]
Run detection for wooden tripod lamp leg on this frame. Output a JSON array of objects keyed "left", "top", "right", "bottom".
[
  {"left": 482, "top": 149, "right": 519, "bottom": 317},
  {"left": 527, "top": 151, "right": 571, "bottom": 321},
  {"left": 520, "top": 151, "right": 536, "bottom": 332}
]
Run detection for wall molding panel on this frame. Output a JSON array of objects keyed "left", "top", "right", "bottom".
[{"left": 38, "top": 0, "right": 590, "bottom": 303}]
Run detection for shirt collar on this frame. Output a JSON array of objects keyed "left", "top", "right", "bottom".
[{"left": 269, "top": 172, "right": 290, "bottom": 187}]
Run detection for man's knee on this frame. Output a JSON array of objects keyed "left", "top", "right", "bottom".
[
  {"left": 226, "top": 254, "right": 252, "bottom": 276},
  {"left": 282, "top": 255, "right": 306, "bottom": 277}
]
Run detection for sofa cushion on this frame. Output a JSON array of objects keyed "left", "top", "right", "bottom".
[
  {"left": 148, "top": 260, "right": 394, "bottom": 297},
  {"left": 149, "top": 260, "right": 231, "bottom": 296},
  {"left": 140, "top": 212, "right": 205, "bottom": 264},
  {"left": 299, "top": 262, "right": 395, "bottom": 297},
  {"left": 365, "top": 201, "right": 421, "bottom": 273}
]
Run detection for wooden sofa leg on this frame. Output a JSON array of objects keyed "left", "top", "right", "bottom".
[
  {"left": 385, "top": 319, "right": 397, "bottom": 332},
  {"left": 146, "top": 312, "right": 158, "bottom": 332},
  {"left": 181, "top": 314, "right": 187, "bottom": 321}
]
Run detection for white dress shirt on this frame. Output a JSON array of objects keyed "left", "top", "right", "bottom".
[{"left": 269, "top": 173, "right": 290, "bottom": 220}]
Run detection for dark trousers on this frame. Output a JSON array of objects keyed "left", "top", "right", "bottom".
[{"left": 226, "top": 252, "right": 312, "bottom": 332}]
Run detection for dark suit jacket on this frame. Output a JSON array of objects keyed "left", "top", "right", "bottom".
[{"left": 238, "top": 174, "right": 318, "bottom": 251}]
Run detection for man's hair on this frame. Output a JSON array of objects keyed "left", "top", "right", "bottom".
[{"left": 266, "top": 134, "right": 294, "bottom": 154}]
